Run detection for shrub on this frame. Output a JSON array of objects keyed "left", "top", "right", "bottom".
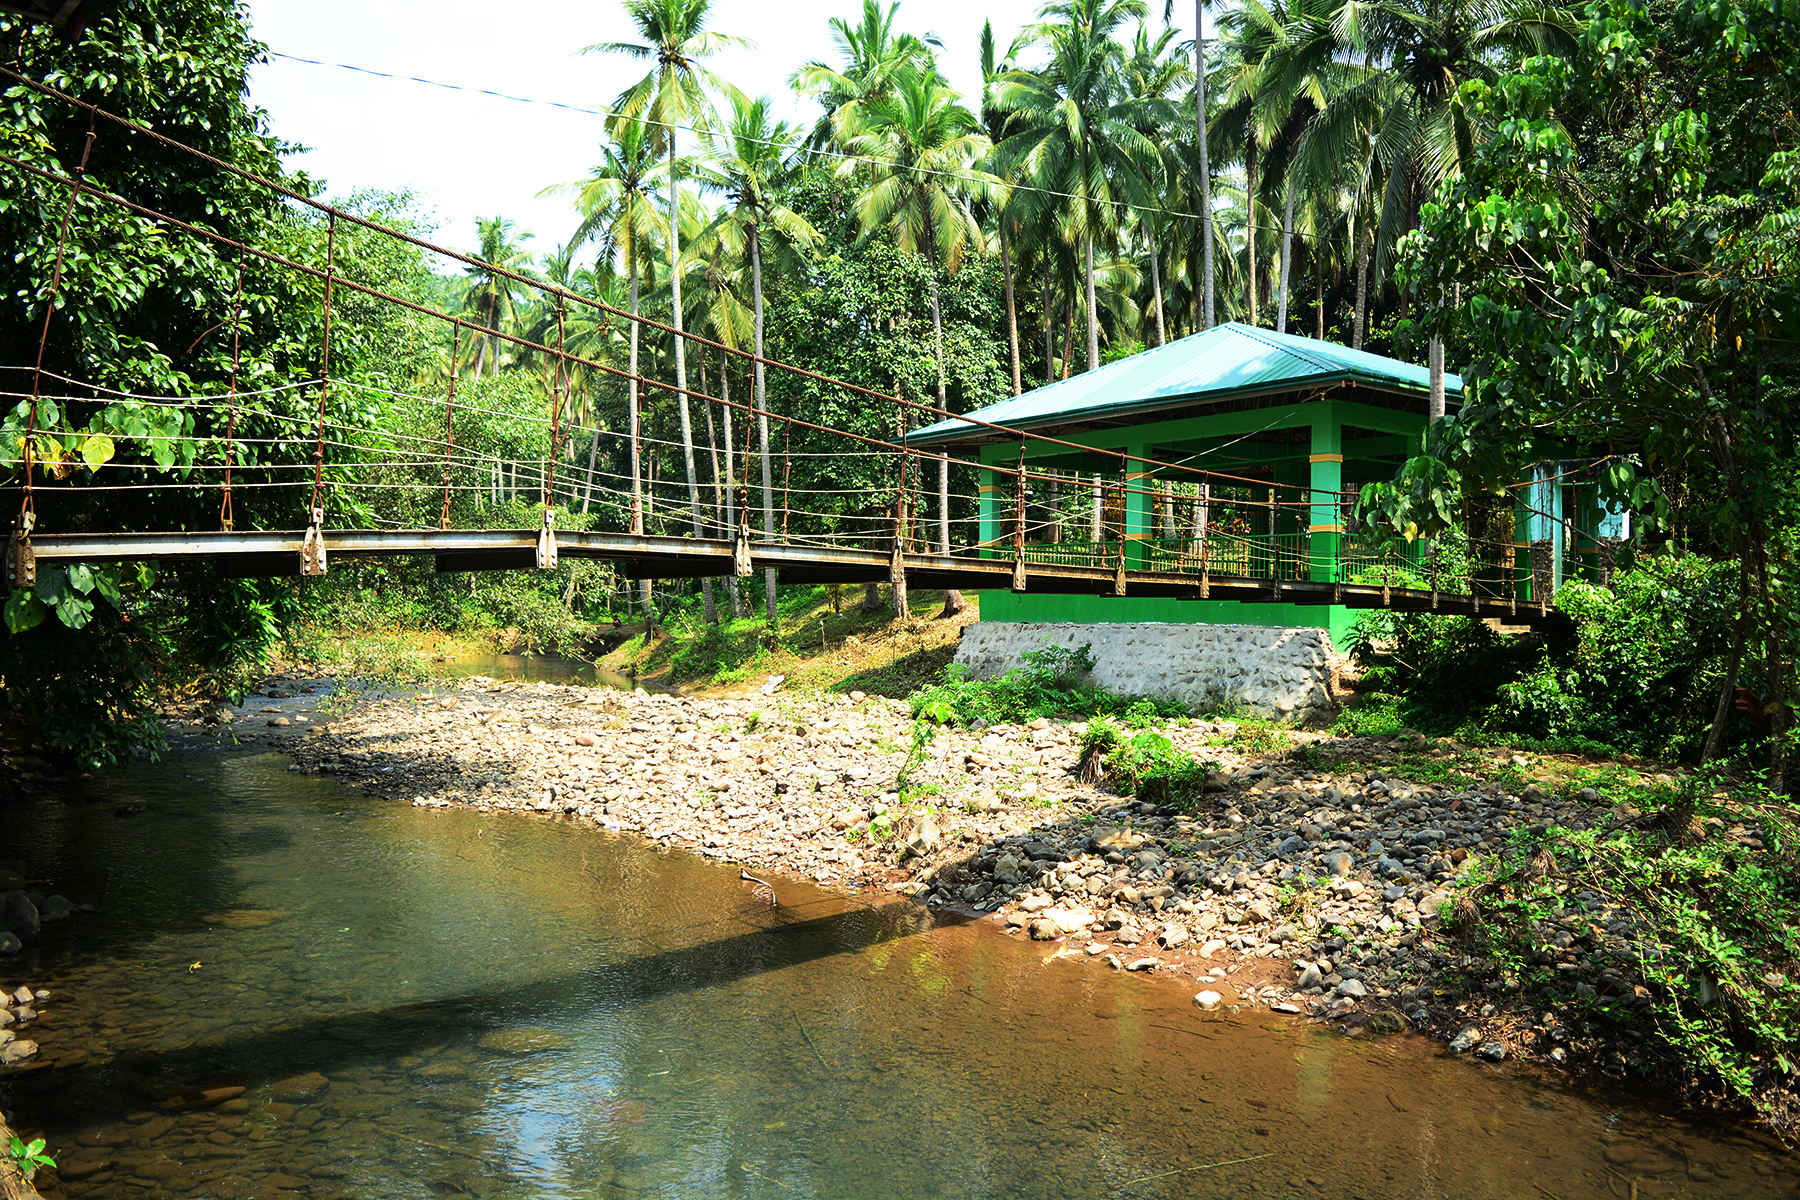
[
  {"left": 909, "top": 642, "right": 1191, "bottom": 728},
  {"left": 1340, "top": 552, "right": 1741, "bottom": 760}
]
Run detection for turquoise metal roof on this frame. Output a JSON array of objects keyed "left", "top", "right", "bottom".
[{"left": 908, "top": 322, "right": 1461, "bottom": 445}]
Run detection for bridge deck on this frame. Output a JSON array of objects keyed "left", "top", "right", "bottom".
[{"left": 23, "top": 528, "right": 1557, "bottom": 626}]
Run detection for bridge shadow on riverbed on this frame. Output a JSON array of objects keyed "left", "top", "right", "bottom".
[{"left": 21, "top": 897, "right": 972, "bottom": 1123}]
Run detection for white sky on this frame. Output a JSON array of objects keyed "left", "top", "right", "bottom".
[{"left": 243, "top": 0, "right": 1204, "bottom": 263}]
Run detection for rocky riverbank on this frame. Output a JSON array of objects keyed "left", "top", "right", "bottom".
[{"left": 250, "top": 671, "right": 1697, "bottom": 1088}]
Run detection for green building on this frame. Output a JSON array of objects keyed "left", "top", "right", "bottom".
[{"left": 907, "top": 323, "right": 1462, "bottom": 648}]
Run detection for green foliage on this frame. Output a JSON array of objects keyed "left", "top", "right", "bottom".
[
  {"left": 1076, "top": 714, "right": 1212, "bottom": 807},
  {"left": 909, "top": 640, "right": 1190, "bottom": 728},
  {"left": 895, "top": 717, "right": 937, "bottom": 800},
  {"left": 0, "top": 593, "right": 160, "bottom": 768},
  {"left": 1018, "top": 640, "right": 1095, "bottom": 687},
  {"left": 1344, "top": 554, "right": 1740, "bottom": 759},
  {"left": 7, "top": 1135, "right": 55, "bottom": 1182},
  {"left": 1457, "top": 775, "right": 1800, "bottom": 1129}
]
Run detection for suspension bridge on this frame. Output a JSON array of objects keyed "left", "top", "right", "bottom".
[{"left": 2, "top": 67, "right": 1575, "bottom": 631}]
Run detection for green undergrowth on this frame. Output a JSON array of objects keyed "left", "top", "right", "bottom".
[
  {"left": 1447, "top": 773, "right": 1800, "bottom": 1136},
  {"left": 908, "top": 643, "right": 1191, "bottom": 727},
  {"left": 1339, "top": 553, "right": 1744, "bottom": 762},
  {"left": 611, "top": 584, "right": 966, "bottom": 691}
]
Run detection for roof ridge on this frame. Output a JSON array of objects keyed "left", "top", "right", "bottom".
[{"left": 1226, "top": 323, "right": 1345, "bottom": 375}]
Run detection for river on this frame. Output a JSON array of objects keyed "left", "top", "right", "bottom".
[{"left": 3, "top": 751, "right": 1792, "bottom": 1199}]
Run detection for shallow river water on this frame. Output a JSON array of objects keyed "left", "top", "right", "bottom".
[{"left": 5, "top": 752, "right": 1794, "bottom": 1200}]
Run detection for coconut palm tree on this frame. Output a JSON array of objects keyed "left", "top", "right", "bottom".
[
  {"left": 690, "top": 95, "right": 820, "bottom": 626},
  {"left": 791, "top": 0, "right": 943, "bottom": 151},
  {"left": 991, "top": 0, "right": 1159, "bottom": 372},
  {"left": 460, "top": 216, "right": 538, "bottom": 376},
  {"left": 836, "top": 67, "right": 1003, "bottom": 614},
  {"left": 1212, "top": 0, "right": 1287, "bottom": 325},
  {"left": 1165, "top": 0, "right": 1216, "bottom": 327},
  {"left": 550, "top": 117, "right": 667, "bottom": 532},
  {"left": 1120, "top": 20, "right": 1190, "bottom": 346},
  {"left": 1255, "top": 0, "right": 1359, "bottom": 334},
  {"left": 1297, "top": 0, "right": 1581, "bottom": 404},
  {"left": 978, "top": 19, "right": 1036, "bottom": 394},
  {"left": 588, "top": 0, "right": 749, "bottom": 623}
]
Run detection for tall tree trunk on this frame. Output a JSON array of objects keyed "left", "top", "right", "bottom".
[
  {"left": 1084, "top": 236, "right": 1101, "bottom": 371},
  {"left": 1062, "top": 289, "right": 1076, "bottom": 380},
  {"left": 1316, "top": 254, "right": 1325, "bottom": 339},
  {"left": 1277, "top": 176, "right": 1296, "bottom": 333},
  {"left": 928, "top": 271, "right": 966, "bottom": 615},
  {"left": 627, "top": 256, "right": 652, "bottom": 622},
  {"left": 628, "top": 260, "right": 644, "bottom": 530},
  {"left": 1147, "top": 222, "right": 1167, "bottom": 346},
  {"left": 581, "top": 424, "right": 600, "bottom": 515},
  {"left": 1042, "top": 259, "right": 1055, "bottom": 385},
  {"left": 1195, "top": 0, "right": 1215, "bottom": 328},
  {"left": 752, "top": 232, "right": 778, "bottom": 628},
  {"left": 1428, "top": 334, "right": 1445, "bottom": 421},
  {"left": 1246, "top": 139, "right": 1259, "bottom": 327},
  {"left": 702, "top": 356, "right": 723, "bottom": 537},
  {"left": 1703, "top": 553, "right": 1754, "bottom": 763},
  {"left": 666, "top": 138, "right": 713, "bottom": 624},
  {"left": 1001, "top": 225, "right": 1022, "bottom": 396},
  {"left": 720, "top": 347, "right": 745, "bottom": 618},
  {"left": 1352, "top": 219, "right": 1370, "bottom": 350}
]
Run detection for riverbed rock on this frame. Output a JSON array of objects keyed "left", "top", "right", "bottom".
[
  {"left": 0, "top": 932, "right": 19, "bottom": 955},
  {"left": 1, "top": 890, "right": 39, "bottom": 939},
  {"left": 1193, "top": 990, "right": 1224, "bottom": 1011},
  {"left": 269, "top": 1072, "right": 330, "bottom": 1101},
  {"left": 0, "top": 1038, "right": 38, "bottom": 1064},
  {"left": 1476, "top": 1042, "right": 1508, "bottom": 1062},
  {"left": 898, "top": 812, "right": 941, "bottom": 858},
  {"left": 40, "top": 894, "right": 76, "bottom": 920},
  {"left": 1449, "top": 1025, "right": 1483, "bottom": 1055},
  {"left": 478, "top": 1027, "right": 565, "bottom": 1054},
  {"left": 163, "top": 1085, "right": 245, "bottom": 1110}
]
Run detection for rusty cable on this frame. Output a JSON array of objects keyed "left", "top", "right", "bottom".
[
  {"left": 3, "top": 148, "right": 1322, "bottom": 518},
  {"left": 21, "top": 110, "right": 95, "bottom": 520},
  {"left": 440, "top": 323, "right": 460, "bottom": 529},
  {"left": 221, "top": 256, "right": 243, "bottom": 531},
  {"left": 546, "top": 301, "right": 565, "bottom": 512},
  {"left": 0, "top": 88, "right": 1398, "bottom": 528},
  {"left": 307, "top": 213, "right": 336, "bottom": 517},
  {"left": 0, "top": 75, "right": 1371, "bottom": 505}
]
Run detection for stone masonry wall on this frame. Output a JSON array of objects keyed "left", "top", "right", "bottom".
[{"left": 954, "top": 621, "right": 1338, "bottom": 723}]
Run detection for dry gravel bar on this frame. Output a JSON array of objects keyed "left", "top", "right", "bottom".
[{"left": 272, "top": 675, "right": 1685, "bottom": 1074}]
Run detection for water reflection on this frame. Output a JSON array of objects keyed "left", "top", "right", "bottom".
[
  {"left": 437, "top": 649, "right": 640, "bottom": 690},
  {"left": 5, "top": 754, "right": 1793, "bottom": 1200}
]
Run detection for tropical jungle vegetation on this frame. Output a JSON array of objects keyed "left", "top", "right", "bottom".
[{"left": 0, "top": 0, "right": 1795, "bottom": 784}]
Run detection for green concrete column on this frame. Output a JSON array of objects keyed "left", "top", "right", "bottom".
[
  {"left": 1308, "top": 411, "right": 1343, "bottom": 582},
  {"left": 1123, "top": 441, "right": 1153, "bottom": 569},
  {"left": 1513, "top": 487, "right": 1533, "bottom": 600},
  {"left": 978, "top": 443, "right": 1003, "bottom": 560}
]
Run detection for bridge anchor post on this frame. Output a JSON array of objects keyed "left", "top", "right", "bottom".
[
  {"left": 6, "top": 513, "right": 35, "bottom": 590},
  {"left": 733, "top": 509, "right": 754, "bottom": 578},
  {"left": 300, "top": 506, "right": 328, "bottom": 576},
  {"left": 536, "top": 508, "right": 559, "bottom": 570}
]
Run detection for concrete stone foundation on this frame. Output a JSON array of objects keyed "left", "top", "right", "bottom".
[{"left": 954, "top": 621, "right": 1338, "bottom": 723}]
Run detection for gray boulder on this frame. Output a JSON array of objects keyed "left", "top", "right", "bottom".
[
  {"left": 0, "top": 890, "right": 39, "bottom": 940},
  {"left": 40, "top": 894, "right": 76, "bottom": 921}
]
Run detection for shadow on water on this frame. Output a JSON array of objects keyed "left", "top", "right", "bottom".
[{"left": 50, "top": 899, "right": 962, "bottom": 1124}]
